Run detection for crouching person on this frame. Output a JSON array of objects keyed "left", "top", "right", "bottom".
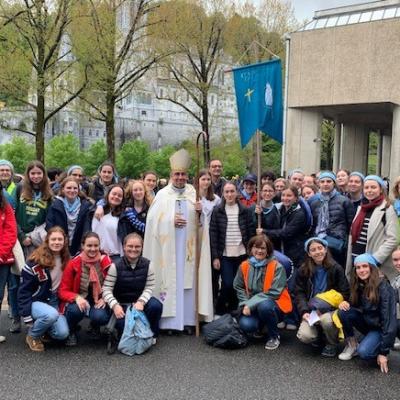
[
  {"left": 59, "top": 232, "right": 112, "bottom": 346},
  {"left": 18, "top": 227, "right": 70, "bottom": 352},
  {"left": 337, "top": 253, "right": 397, "bottom": 373},
  {"left": 296, "top": 237, "right": 349, "bottom": 357},
  {"left": 102, "top": 233, "right": 162, "bottom": 343},
  {"left": 233, "top": 235, "right": 292, "bottom": 350}
]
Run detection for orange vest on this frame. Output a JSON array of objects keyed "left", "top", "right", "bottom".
[{"left": 240, "top": 260, "right": 293, "bottom": 313}]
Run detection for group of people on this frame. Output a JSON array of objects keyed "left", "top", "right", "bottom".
[{"left": 0, "top": 155, "right": 399, "bottom": 372}]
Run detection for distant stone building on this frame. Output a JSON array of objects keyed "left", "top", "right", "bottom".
[{"left": 284, "top": 0, "right": 400, "bottom": 182}]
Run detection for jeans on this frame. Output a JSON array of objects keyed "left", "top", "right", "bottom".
[
  {"left": 64, "top": 302, "right": 110, "bottom": 333},
  {"left": 216, "top": 255, "right": 246, "bottom": 315},
  {"left": 30, "top": 297, "right": 69, "bottom": 340},
  {"left": 338, "top": 307, "right": 382, "bottom": 360},
  {"left": 7, "top": 273, "right": 20, "bottom": 318},
  {"left": 114, "top": 297, "right": 163, "bottom": 337},
  {"left": 239, "top": 299, "right": 282, "bottom": 339},
  {"left": 0, "top": 264, "right": 12, "bottom": 313}
]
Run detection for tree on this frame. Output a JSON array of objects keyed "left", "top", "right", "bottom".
[
  {"left": 116, "top": 139, "right": 151, "bottom": 178},
  {"left": 149, "top": 144, "right": 175, "bottom": 178},
  {"left": 320, "top": 120, "right": 334, "bottom": 171},
  {"left": 148, "top": 0, "right": 226, "bottom": 163},
  {"left": 0, "top": 0, "right": 88, "bottom": 162},
  {"left": 82, "top": 140, "right": 108, "bottom": 176},
  {"left": 0, "top": 136, "right": 35, "bottom": 173},
  {"left": 71, "top": 0, "right": 162, "bottom": 164},
  {"left": 45, "top": 133, "right": 82, "bottom": 169}
]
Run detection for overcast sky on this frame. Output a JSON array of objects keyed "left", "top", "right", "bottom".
[{"left": 292, "top": 0, "right": 378, "bottom": 22}]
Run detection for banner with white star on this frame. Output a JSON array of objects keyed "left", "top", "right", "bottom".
[{"left": 233, "top": 58, "right": 283, "bottom": 148}]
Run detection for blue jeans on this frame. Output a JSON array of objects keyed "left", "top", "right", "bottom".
[
  {"left": 0, "top": 264, "right": 12, "bottom": 312},
  {"left": 338, "top": 307, "right": 382, "bottom": 360},
  {"left": 7, "top": 273, "right": 20, "bottom": 318},
  {"left": 216, "top": 255, "right": 246, "bottom": 314},
  {"left": 239, "top": 299, "right": 282, "bottom": 339},
  {"left": 64, "top": 302, "right": 110, "bottom": 333},
  {"left": 114, "top": 297, "right": 163, "bottom": 337},
  {"left": 30, "top": 298, "right": 69, "bottom": 340}
]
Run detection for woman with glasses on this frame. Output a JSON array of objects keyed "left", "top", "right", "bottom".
[{"left": 234, "top": 235, "right": 292, "bottom": 350}]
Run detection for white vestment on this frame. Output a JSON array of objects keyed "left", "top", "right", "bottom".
[{"left": 143, "top": 184, "right": 213, "bottom": 330}]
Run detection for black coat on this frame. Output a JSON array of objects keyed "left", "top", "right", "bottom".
[
  {"left": 249, "top": 204, "right": 280, "bottom": 249},
  {"left": 45, "top": 197, "right": 92, "bottom": 256},
  {"left": 264, "top": 203, "right": 308, "bottom": 268},
  {"left": 295, "top": 261, "right": 350, "bottom": 317},
  {"left": 209, "top": 201, "right": 255, "bottom": 261}
]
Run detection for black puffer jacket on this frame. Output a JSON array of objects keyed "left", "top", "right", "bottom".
[
  {"left": 209, "top": 201, "right": 255, "bottom": 261},
  {"left": 264, "top": 203, "right": 308, "bottom": 268},
  {"left": 295, "top": 261, "right": 350, "bottom": 317},
  {"left": 249, "top": 204, "right": 280, "bottom": 249},
  {"left": 308, "top": 192, "right": 355, "bottom": 240},
  {"left": 352, "top": 279, "right": 397, "bottom": 356}
]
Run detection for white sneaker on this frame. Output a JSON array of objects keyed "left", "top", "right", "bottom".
[
  {"left": 277, "top": 321, "right": 286, "bottom": 329},
  {"left": 0, "top": 335, "right": 6, "bottom": 343},
  {"left": 152, "top": 338, "right": 157, "bottom": 346},
  {"left": 393, "top": 337, "right": 400, "bottom": 350},
  {"left": 338, "top": 343, "right": 357, "bottom": 361}
]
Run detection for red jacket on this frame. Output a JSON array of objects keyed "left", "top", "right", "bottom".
[
  {"left": 58, "top": 253, "right": 112, "bottom": 313},
  {"left": 0, "top": 203, "right": 17, "bottom": 264}
]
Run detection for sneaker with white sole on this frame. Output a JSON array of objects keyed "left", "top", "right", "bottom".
[
  {"left": 338, "top": 343, "right": 357, "bottom": 361},
  {"left": 285, "top": 323, "right": 297, "bottom": 331},
  {"left": 393, "top": 337, "right": 400, "bottom": 351},
  {"left": 277, "top": 321, "right": 286, "bottom": 329},
  {"left": 0, "top": 335, "right": 5, "bottom": 343},
  {"left": 265, "top": 336, "right": 280, "bottom": 350}
]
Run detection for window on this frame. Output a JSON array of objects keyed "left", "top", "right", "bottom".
[
  {"left": 336, "top": 15, "right": 349, "bottom": 26},
  {"left": 315, "top": 18, "right": 327, "bottom": 29},
  {"left": 348, "top": 13, "right": 361, "bottom": 24},
  {"left": 383, "top": 7, "right": 396, "bottom": 19},
  {"left": 359, "top": 12, "right": 372, "bottom": 23},
  {"left": 371, "top": 10, "right": 384, "bottom": 21},
  {"left": 326, "top": 17, "right": 338, "bottom": 27}
]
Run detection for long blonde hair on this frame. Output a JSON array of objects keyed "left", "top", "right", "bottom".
[{"left": 125, "top": 179, "right": 152, "bottom": 207}]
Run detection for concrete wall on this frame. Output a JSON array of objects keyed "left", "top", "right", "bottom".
[{"left": 288, "top": 19, "right": 400, "bottom": 108}]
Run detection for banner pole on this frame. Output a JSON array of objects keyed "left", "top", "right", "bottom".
[{"left": 256, "top": 130, "right": 262, "bottom": 230}]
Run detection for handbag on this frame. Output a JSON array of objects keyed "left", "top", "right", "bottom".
[
  {"left": 11, "top": 240, "right": 25, "bottom": 275},
  {"left": 118, "top": 306, "right": 154, "bottom": 356}
]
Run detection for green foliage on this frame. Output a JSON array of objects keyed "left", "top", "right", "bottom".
[
  {"left": 321, "top": 120, "right": 335, "bottom": 170},
  {"left": 0, "top": 136, "right": 35, "bottom": 173},
  {"left": 45, "top": 134, "right": 83, "bottom": 170},
  {"left": 149, "top": 145, "right": 176, "bottom": 178},
  {"left": 116, "top": 140, "right": 151, "bottom": 178},
  {"left": 368, "top": 132, "right": 378, "bottom": 174},
  {"left": 261, "top": 135, "right": 282, "bottom": 175},
  {"left": 82, "top": 140, "right": 108, "bottom": 177}
]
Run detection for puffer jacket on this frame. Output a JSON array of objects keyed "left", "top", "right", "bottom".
[
  {"left": 309, "top": 192, "right": 355, "bottom": 240},
  {"left": 0, "top": 203, "right": 17, "bottom": 263},
  {"left": 209, "top": 200, "right": 255, "bottom": 261},
  {"left": 353, "top": 279, "right": 397, "bottom": 356},
  {"left": 295, "top": 261, "right": 350, "bottom": 317},
  {"left": 264, "top": 203, "right": 308, "bottom": 268}
]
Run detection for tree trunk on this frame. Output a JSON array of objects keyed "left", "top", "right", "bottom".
[
  {"left": 106, "top": 91, "right": 116, "bottom": 164},
  {"left": 36, "top": 89, "right": 45, "bottom": 163}
]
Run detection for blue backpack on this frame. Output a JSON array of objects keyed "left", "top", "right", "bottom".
[
  {"left": 299, "top": 197, "right": 313, "bottom": 234},
  {"left": 273, "top": 250, "right": 294, "bottom": 282}
]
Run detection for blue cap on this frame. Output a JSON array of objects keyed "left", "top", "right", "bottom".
[
  {"left": 0, "top": 159, "right": 14, "bottom": 173},
  {"left": 364, "top": 175, "right": 385, "bottom": 188},
  {"left": 304, "top": 237, "right": 328, "bottom": 252},
  {"left": 243, "top": 173, "right": 257, "bottom": 184},
  {"left": 350, "top": 171, "right": 365, "bottom": 181},
  {"left": 319, "top": 171, "right": 336, "bottom": 182},
  {"left": 354, "top": 253, "right": 378, "bottom": 268}
]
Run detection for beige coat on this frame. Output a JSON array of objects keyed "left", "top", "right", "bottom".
[{"left": 346, "top": 200, "right": 400, "bottom": 282}]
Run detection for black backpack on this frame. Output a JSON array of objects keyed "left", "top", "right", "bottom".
[{"left": 202, "top": 314, "right": 248, "bottom": 349}]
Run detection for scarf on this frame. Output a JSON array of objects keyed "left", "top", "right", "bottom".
[
  {"left": 394, "top": 199, "right": 400, "bottom": 217},
  {"left": 239, "top": 187, "right": 252, "bottom": 201},
  {"left": 315, "top": 190, "right": 337, "bottom": 237},
  {"left": 61, "top": 196, "right": 81, "bottom": 215},
  {"left": 249, "top": 256, "right": 268, "bottom": 268},
  {"left": 79, "top": 252, "right": 103, "bottom": 303},
  {"left": 351, "top": 194, "right": 384, "bottom": 244},
  {"left": 261, "top": 200, "right": 274, "bottom": 215}
]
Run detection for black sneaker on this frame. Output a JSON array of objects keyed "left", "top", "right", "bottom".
[
  {"left": 9, "top": 317, "right": 21, "bottom": 333},
  {"left": 321, "top": 344, "right": 337, "bottom": 358},
  {"left": 87, "top": 325, "right": 102, "bottom": 340},
  {"left": 65, "top": 333, "right": 78, "bottom": 347}
]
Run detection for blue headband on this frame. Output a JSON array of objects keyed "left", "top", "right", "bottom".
[
  {"left": 288, "top": 168, "right": 304, "bottom": 178},
  {"left": 67, "top": 165, "right": 83, "bottom": 176},
  {"left": 349, "top": 171, "right": 365, "bottom": 181},
  {"left": 0, "top": 159, "right": 14, "bottom": 173},
  {"left": 319, "top": 171, "right": 336, "bottom": 182},
  {"left": 354, "top": 253, "right": 378, "bottom": 268},
  {"left": 304, "top": 237, "right": 328, "bottom": 252},
  {"left": 364, "top": 175, "right": 385, "bottom": 188}
]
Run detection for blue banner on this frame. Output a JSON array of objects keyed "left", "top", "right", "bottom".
[{"left": 233, "top": 58, "right": 283, "bottom": 148}]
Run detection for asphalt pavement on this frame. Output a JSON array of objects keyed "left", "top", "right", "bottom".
[{"left": 0, "top": 313, "right": 399, "bottom": 400}]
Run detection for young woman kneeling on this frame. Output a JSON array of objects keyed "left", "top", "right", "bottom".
[{"left": 233, "top": 235, "right": 292, "bottom": 350}]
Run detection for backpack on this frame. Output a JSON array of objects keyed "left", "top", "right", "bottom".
[
  {"left": 299, "top": 196, "right": 313, "bottom": 234},
  {"left": 202, "top": 314, "right": 248, "bottom": 349},
  {"left": 273, "top": 250, "right": 294, "bottom": 282},
  {"left": 118, "top": 307, "right": 154, "bottom": 356}
]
